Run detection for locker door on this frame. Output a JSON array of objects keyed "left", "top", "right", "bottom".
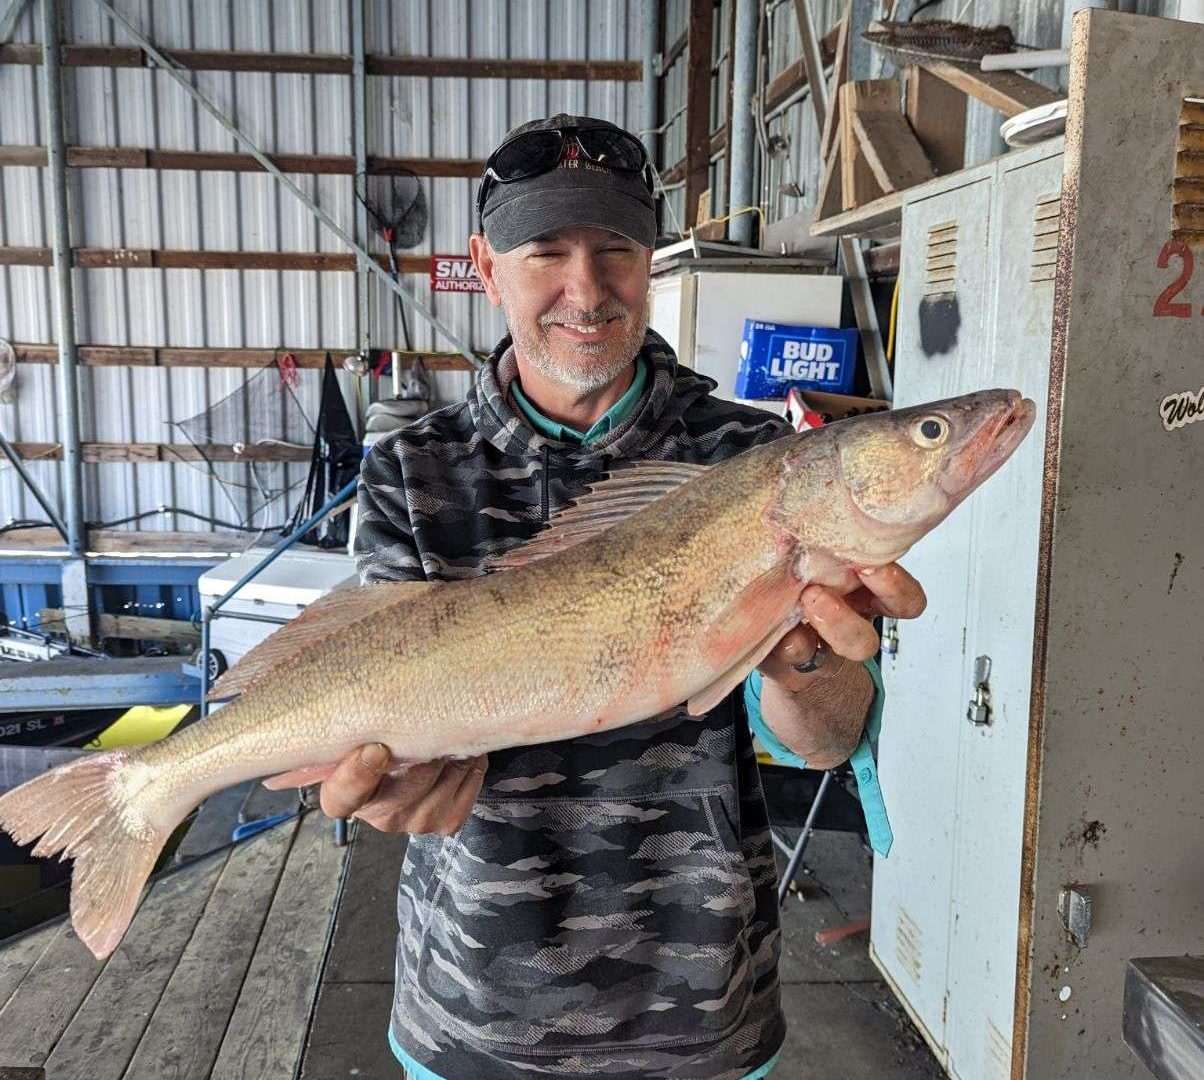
[
  {"left": 944, "top": 151, "right": 1063, "bottom": 1080},
  {"left": 870, "top": 175, "right": 994, "bottom": 1056}
]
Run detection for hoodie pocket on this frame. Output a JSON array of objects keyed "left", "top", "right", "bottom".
[{"left": 410, "top": 787, "right": 758, "bottom": 1056}]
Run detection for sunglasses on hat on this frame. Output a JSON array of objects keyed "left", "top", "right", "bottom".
[{"left": 476, "top": 124, "right": 654, "bottom": 221}]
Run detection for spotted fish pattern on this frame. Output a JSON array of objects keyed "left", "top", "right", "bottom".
[{"left": 356, "top": 331, "right": 793, "bottom": 1079}]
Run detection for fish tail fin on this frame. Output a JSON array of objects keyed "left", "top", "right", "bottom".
[{"left": 0, "top": 750, "right": 189, "bottom": 959}]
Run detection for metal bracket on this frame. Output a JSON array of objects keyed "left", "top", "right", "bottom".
[{"left": 967, "top": 654, "right": 992, "bottom": 726}]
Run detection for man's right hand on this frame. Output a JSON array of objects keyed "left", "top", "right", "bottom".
[{"left": 318, "top": 743, "right": 487, "bottom": 836}]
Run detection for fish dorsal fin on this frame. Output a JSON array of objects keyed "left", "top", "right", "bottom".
[
  {"left": 488, "top": 460, "right": 712, "bottom": 571},
  {"left": 208, "top": 580, "right": 439, "bottom": 702}
]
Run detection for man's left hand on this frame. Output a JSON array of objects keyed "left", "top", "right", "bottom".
[{"left": 757, "top": 563, "right": 926, "bottom": 688}]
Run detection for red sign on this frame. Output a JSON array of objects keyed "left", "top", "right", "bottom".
[{"left": 430, "top": 255, "right": 485, "bottom": 293}]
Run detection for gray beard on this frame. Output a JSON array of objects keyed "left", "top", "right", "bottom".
[{"left": 505, "top": 311, "right": 648, "bottom": 393}]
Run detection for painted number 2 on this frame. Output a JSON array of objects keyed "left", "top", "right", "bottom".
[{"left": 1153, "top": 239, "right": 1195, "bottom": 318}]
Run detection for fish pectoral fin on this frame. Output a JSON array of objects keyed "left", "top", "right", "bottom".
[
  {"left": 487, "top": 460, "right": 711, "bottom": 571},
  {"left": 209, "top": 579, "right": 441, "bottom": 702},
  {"left": 686, "top": 617, "right": 796, "bottom": 716},
  {"left": 262, "top": 763, "right": 340, "bottom": 790}
]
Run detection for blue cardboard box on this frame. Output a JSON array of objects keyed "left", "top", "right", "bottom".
[{"left": 735, "top": 320, "right": 859, "bottom": 398}]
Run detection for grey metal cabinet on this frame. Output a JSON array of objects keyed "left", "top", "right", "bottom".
[{"left": 870, "top": 12, "right": 1204, "bottom": 1080}]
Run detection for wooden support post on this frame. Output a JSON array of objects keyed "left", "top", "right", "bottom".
[
  {"left": 904, "top": 65, "right": 967, "bottom": 176},
  {"left": 818, "top": 3, "right": 851, "bottom": 164},
  {"left": 918, "top": 61, "right": 1062, "bottom": 119},
  {"left": 840, "top": 80, "right": 895, "bottom": 212},
  {"left": 684, "top": 0, "right": 716, "bottom": 230}
]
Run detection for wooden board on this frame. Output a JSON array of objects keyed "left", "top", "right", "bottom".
[
  {"left": 0, "top": 923, "right": 59, "bottom": 1015},
  {"left": 840, "top": 80, "right": 894, "bottom": 211},
  {"left": 852, "top": 110, "right": 936, "bottom": 193},
  {"left": 0, "top": 528, "right": 247, "bottom": 556},
  {"left": 0, "top": 144, "right": 485, "bottom": 178},
  {"left": 810, "top": 187, "right": 904, "bottom": 239},
  {"left": 0, "top": 923, "right": 105, "bottom": 1068},
  {"left": 13, "top": 343, "right": 474, "bottom": 372},
  {"left": 0, "top": 43, "right": 641, "bottom": 81},
  {"left": 904, "top": 65, "right": 967, "bottom": 176},
  {"left": 120, "top": 820, "right": 299, "bottom": 1080},
  {"left": 209, "top": 812, "right": 348, "bottom": 1079},
  {"left": 37, "top": 608, "right": 200, "bottom": 647},
  {"left": 818, "top": 3, "right": 852, "bottom": 164},
  {"left": 298, "top": 982, "right": 396, "bottom": 1080},
  {"left": 683, "top": 0, "right": 716, "bottom": 229},
  {"left": 919, "top": 61, "right": 1062, "bottom": 119},
  {"left": 40, "top": 854, "right": 228, "bottom": 1080},
  {"left": 10, "top": 442, "right": 312, "bottom": 464}
]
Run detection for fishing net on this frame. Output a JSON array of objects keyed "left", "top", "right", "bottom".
[{"left": 170, "top": 360, "right": 315, "bottom": 529}]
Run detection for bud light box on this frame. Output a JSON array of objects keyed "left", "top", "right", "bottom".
[{"left": 735, "top": 320, "right": 859, "bottom": 399}]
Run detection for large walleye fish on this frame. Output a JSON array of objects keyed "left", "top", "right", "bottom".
[{"left": 0, "top": 389, "right": 1033, "bottom": 959}]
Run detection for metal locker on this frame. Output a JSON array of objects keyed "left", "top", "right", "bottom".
[
  {"left": 944, "top": 146, "right": 1064, "bottom": 1080},
  {"left": 871, "top": 12, "right": 1204, "bottom": 1079},
  {"left": 871, "top": 170, "right": 996, "bottom": 1057}
]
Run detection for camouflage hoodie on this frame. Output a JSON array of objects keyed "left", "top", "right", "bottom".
[{"left": 355, "top": 330, "right": 792, "bottom": 1080}]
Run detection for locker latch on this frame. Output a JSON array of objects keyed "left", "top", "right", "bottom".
[
  {"left": 967, "top": 655, "right": 992, "bottom": 726},
  {"left": 883, "top": 618, "right": 900, "bottom": 657}
]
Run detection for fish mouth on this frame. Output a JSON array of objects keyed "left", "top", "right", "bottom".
[
  {"left": 969, "top": 392, "right": 1037, "bottom": 487},
  {"left": 938, "top": 391, "right": 1037, "bottom": 498}
]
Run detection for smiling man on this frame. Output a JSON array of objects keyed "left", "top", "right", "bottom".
[{"left": 332, "top": 115, "right": 926, "bottom": 1080}]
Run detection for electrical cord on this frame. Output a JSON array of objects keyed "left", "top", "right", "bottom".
[{"left": 0, "top": 507, "right": 292, "bottom": 535}]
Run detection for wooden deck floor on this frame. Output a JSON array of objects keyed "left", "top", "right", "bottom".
[
  {"left": 1, "top": 804, "right": 942, "bottom": 1080},
  {"left": 0, "top": 802, "right": 348, "bottom": 1079}
]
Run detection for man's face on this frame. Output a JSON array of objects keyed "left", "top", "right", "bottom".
[{"left": 471, "top": 226, "right": 652, "bottom": 392}]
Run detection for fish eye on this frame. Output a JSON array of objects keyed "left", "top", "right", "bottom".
[{"left": 914, "top": 417, "right": 948, "bottom": 447}]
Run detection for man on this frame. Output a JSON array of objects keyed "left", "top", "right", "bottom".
[{"left": 324, "top": 115, "right": 926, "bottom": 1079}]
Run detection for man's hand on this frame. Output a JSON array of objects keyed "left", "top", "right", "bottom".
[
  {"left": 319, "top": 743, "right": 488, "bottom": 836},
  {"left": 758, "top": 563, "right": 926, "bottom": 688}
]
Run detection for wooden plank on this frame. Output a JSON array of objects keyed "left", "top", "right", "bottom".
[
  {"left": 321, "top": 827, "right": 407, "bottom": 985},
  {"left": 918, "top": 61, "right": 1062, "bottom": 119},
  {"left": 0, "top": 921, "right": 105, "bottom": 1068},
  {"left": 683, "top": 0, "right": 716, "bottom": 230},
  {"left": 12, "top": 342, "right": 473, "bottom": 372},
  {"left": 0, "top": 528, "right": 246, "bottom": 556},
  {"left": 904, "top": 65, "right": 966, "bottom": 176},
  {"left": 298, "top": 982, "right": 395, "bottom": 1080},
  {"left": 663, "top": 28, "right": 688, "bottom": 72},
  {"left": 37, "top": 608, "right": 200, "bottom": 647},
  {"left": 0, "top": 44, "right": 641, "bottom": 81},
  {"left": 0, "top": 922, "right": 60, "bottom": 1014},
  {"left": 818, "top": 3, "right": 852, "bottom": 165},
  {"left": 173, "top": 782, "right": 256, "bottom": 864},
  {"left": 11, "top": 442, "right": 312, "bottom": 463},
  {"left": 793, "top": 0, "right": 830, "bottom": 131},
  {"left": 816, "top": 141, "right": 843, "bottom": 220},
  {"left": 0, "top": 144, "right": 485, "bottom": 178},
  {"left": 810, "top": 187, "right": 904, "bottom": 238},
  {"left": 210, "top": 811, "right": 348, "bottom": 1080},
  {"left": 762, "top": 26, "right": 841, "bottom": 114},
  {"left": 840, "top": 80, "right": 893, "bottom": 211},
  {"left": 121, "top": 820, "right": 300, "bottom": 1080},
  {"left": 0, "top": 247, "right": 429, "bottom": 274},
  {"left": 39, "top": 853, "right": 229, "bottom": 1080},
  {"left": 851, "top": 109, "right": 935, "bottom": 193}
]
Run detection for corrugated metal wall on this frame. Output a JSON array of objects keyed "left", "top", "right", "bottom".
[
  {"left": 659, "top": 0, "right": 1182, "bottom": 236},
  {"left": 0, "top": 0, "right": 641, "bottom": 534}
]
